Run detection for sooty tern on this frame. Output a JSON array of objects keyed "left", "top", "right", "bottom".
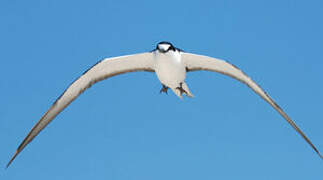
[{"left": 7, "top": 41, "right": 322, "bottom": 168}]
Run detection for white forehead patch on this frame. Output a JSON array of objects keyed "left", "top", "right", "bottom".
[{"left": 158, "top": 44, "right": 171, "bottom": 51}]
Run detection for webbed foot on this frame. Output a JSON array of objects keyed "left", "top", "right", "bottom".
[
  {"left": 160, "top": 84, "right": 169, "bottom": 94},
  {"left": 176, "top": 82, "right": 188, "bottom": 96}
]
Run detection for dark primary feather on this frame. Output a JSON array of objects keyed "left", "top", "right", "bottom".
[
  {"left": 7, "top": 53, "right": 154, "bottom": 168},
  {"left": 183, "top": 52, "right": 322, "bottom": 159}
]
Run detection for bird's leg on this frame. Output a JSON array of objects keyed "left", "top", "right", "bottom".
[
  {"left": 176, "top": 82, "right": 188, "bottom": 96},
  {"left": 160, "top": 84, "right": 169, "bottom": 94}
]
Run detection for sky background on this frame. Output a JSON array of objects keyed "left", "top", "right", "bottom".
[{"left": 1, "top": 0, "right": 323, "bottom": 179}]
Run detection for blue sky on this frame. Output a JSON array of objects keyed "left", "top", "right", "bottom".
[{"left": 1, "top": 0, "right": 322, "bottom": 179}]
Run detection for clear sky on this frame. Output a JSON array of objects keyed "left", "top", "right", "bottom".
[{"left": 1, "top": 0, "right": 322, "bottom": 179}]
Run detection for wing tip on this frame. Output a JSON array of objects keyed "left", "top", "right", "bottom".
[{"left": 6, "top": 150, "right": 19, "bottom": 169}]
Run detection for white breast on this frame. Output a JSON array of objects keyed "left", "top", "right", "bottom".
[{"left": 154, "top": 51, "right": 186, "bottom": 88}]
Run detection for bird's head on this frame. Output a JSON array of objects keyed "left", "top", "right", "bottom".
[{"left": 156, "top": 41, "right": 175, "bottom": 53}]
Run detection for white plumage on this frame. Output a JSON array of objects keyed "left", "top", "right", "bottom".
[{"left": 7, "top": 41, "right": 322, "bottom": 168}]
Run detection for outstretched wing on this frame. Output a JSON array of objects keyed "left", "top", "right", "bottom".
[
  {"left": 182, "top": 52, "right": 322, "bottom": 159},
  {"left": 7, "top": 52, "right": 155, "bottom": 167}
]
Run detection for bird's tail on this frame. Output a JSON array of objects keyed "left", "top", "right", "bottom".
[{"left": 172, "top": 82, "right": 194, "bottom": 99}]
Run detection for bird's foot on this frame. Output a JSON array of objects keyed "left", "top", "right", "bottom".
[
  {"left": 160, "top": 85, "right": 169, "bottom": 94},
  {"left": 176, "top": 83, "right": 188, "bottom": 96}
]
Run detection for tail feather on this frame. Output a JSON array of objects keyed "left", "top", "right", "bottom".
[
  {"left": 172, "top": 88, "right": 183, "bottom": 99},
  {"left": 181, "top": 82, "right": 194, "bottom": 97},
  {"left": 171, "top": 82, "right": 194, "bottom": 99}
]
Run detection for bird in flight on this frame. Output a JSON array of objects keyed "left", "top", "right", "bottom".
[{"left": 7, "top": 41, "right": 322, "bottom": 168}]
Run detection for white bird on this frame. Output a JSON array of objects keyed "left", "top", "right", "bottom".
[{"left": 7, "top": 41, "right": 322, "bottom": 167}]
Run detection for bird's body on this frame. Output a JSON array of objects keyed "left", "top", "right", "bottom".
[
  {"left": 155, "top": 49, "right": 185, "bottom": 88},
  {"left": 6, "top": 41, "right": 322, "bottom": 168},
  {"left": 154, "top": 45, "right": 192, "bottom": 97}
]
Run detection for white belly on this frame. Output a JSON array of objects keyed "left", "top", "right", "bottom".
[{"left": 154, "top": 51, "right": 186, "bottom": 88}]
